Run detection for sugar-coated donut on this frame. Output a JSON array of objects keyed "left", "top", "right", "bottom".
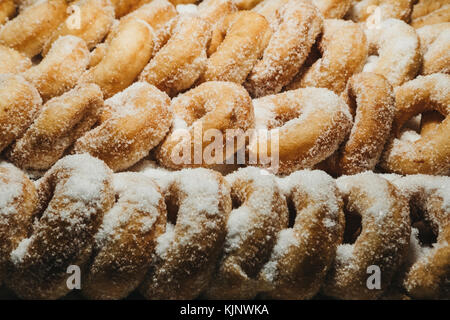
[
  {"left": 347, "top": 0, "right": 415, "bottom": 23},
  {"left": 363, "top": 19, "right": 421, "bottom": 87},
  {"left": 110, "top": 0, "right": 148, "bottom": 17},
  {"left": 287, "top": 19, "right": 368, "bottom": 94},
  {"left": 235, "top": 0, "right": 263, "bottom": 10},
  {"left": 248, "top": 87, "right": 353, "bottom": 175},
  {"left": 199, "top": 11, "right": 272, "bottom": 84},
  {"left": 0, "top": 74, "right": 42, "bottom": 153},
  {"left": 42, "top": 0, "right": 115, "bottom": 55},
  {"left": 245, "top": 0, "right": 323, "bottom": 97},
  {"left": 74, "top": 82, "right": 172, "bottom": 172},
  {"left": 389, "top": 175, "right": 450, "bottom": 299},
  {"left": 417, "top": 23, "right": 450, "bottom": 75},
  {"left": 380, "top": 74, "right": 450, "bottom": 175},
  {"left": 139, "top": 168, "right": 231, "bottom": 299},
  {"left": 0, "top": 0, "right": 67, "bottom": 57},
  {"left": 411, "top": 2, "right": 450, "bottom": 28},
  {"left": 156, "top": 81, "right": 254, "bottom": 169},
  {"left": 7, "top": 84, "right": 103, "bottom": 171},
  {"left": 139, "top": 15, "right": 211, "bottom": 97},
  {"left": 0, "top": 164, "right": 37, "bottom": 285},
  {"left": 81, "top": 18, "right": 154, "bottom": 98},
  {"left": 23, "top": 35, "right": 90, "bottom": 101},
  {"left": 319, "top": 72, "right": 395, "bottom": 176},
  {"left": 0, "top": 0, "right": 15, "bottom": 25},
  {"left": 206, "top": 167, "right": 289, "bottom": 299},
  {"left": 323, "top": 173, "right": 411, "bottom": 300},
  {"left": 0, "top": 45, "right": 31, "bottom": 74},
  {"left": 259, "top": 170, "right": 344, "bottom": 299},
  {"left": 82, "top": 172, "right": 167, "bottom": 300},
  {"left": 312, "top": 0, "right": 352, "bottom": 19},
  {"left": 4, "top": 154, "right": 114, "bottom": 299}
]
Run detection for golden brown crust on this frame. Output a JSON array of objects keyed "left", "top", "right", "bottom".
[
  {"left": 0, "top": 0, "right": 15, "bottom": 25},
  {"left": 248, "top": 87, "right": 353, "bottom": 175},
  {"left": 321, "top": 73, "right": 395, "bottom": 175},
  {"left": 323, "top": 173, "right": 411, "bottom": 300},
  {"left": 0, "top": 0, "right": 68, "bottom": 57},
  {"left": 206, "top": 167, "right": 289, "bottom": 299},
  {"left": 7, "top": 84, "right": 103, "bottom": 171},
  {"left": 411, "top": 4, "right": 450, "bottom": 28},
  {"left": 199, "top": 11, "right": 272, "bottom": 84},
  {"left": 245, "top": 0, "right": 323, "bottom": 97},
  {"left": 82, "top": 172, "right": 167, "bottom": 299},
  {"left": 5, "top": 154, "right": 115, "bottom": 299},
  {"left": 380, "top": 74, "right": 450, "bottom": 175},
  {"left": 74, "top": 82, "right": 172, "bottom": 172},
  {"left": 139, "top": 168, "right": 231, "bottom": 299},
  {"left": 260, "top": 170, "right": 345, "bottom": 299},
  {"left": 156, "top": 81, "right": 254, "bottom": 169},
  {"left": 23, "top": 35, "right": 90, "bottom": 101},
  {"left": 287, "top": 19, "right": 368, "bottom": 94},
  {"left": 0, "top": 74, "right": 42, "bottom": 153},
  {"left": 0, "top": 45, "right": 31, "bottom": 74},
  {"left": 42, "top": 0, "right": 115, "bottom": 54},
  {"left": 139, "top": 15, "right": 211, "bottom": 97},
  {"left": 417, "top": 23, "right": 450, "bottom": 75}
]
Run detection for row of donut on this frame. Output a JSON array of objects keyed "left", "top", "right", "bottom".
[
  {"left": 0, "top": 0, "right": 449, "bottom": 101},
  {"left": 1, "top": 70, "right": 449, "bottom": 176},
  {"left": 0, "top": 154, "right": 448, "bottom": 300}
]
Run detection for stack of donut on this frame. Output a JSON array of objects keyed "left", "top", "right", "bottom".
[{"left": 0, "top": 0, "right": 449, "bottom": 300}]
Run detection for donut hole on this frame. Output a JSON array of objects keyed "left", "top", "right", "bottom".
[
  {"left": 231, "top": 193, "right": 242, "bottom": 210},
  {"left": 342, "top": 210, "right": 362, "bottom": 244},
  {"left": 164, "top": 193, "right": 180, "bottom": 226},
  {"left": 286, "top": 195, "right": 297, "bottom": 228},
  {"left": 413, "top": 219, "right": 438, "bottom": 247}
]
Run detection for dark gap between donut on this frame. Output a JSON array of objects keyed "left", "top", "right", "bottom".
[
  {"left": 164, "top": 192, "right": 179, "bottom": 226},
  {"left": 231, "top": 193, "right": 242, "bottom": 210},
  {"left": 343, "top": 210, "right": 362, "bottom": 245},
  {"left": 286, "top": 196, "right": 297, "bottom": 229},
  {"left": 409, "top": 202, "right": 438, "bottom": 247}
]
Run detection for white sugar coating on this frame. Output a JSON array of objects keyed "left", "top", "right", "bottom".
[
  {"left": 391, "top": 175, "right": 450, "bottom": 213},
  {"left": 176, "top": 4, "right": 198, "bottom": 15},
  {"left": 132, "top": 159, "right": 174, "bottom": 192},
  {"left": 362, "top": 55, "right": 379, "bottom": 72},
  {"left": 278, "top": 170, "right": 341, "bottom": 231},
  {"left": 335, "top": 243, "right": 354, "bottom": 265},
  {"left": 225, "top": 206, "right": 252, "bottom": 253},
  {"left": 0, "top": 164, "right": 26, "bottom": 216},
  {"left": 94, "top": 172, "right": 162, "bottom": 245},
  {"left": 105, "top": 82, "right": 165, "bottom": 118},
  {"left": 10, "top": 237, "right": 33, "bottom": 265},
  {"left": 399, "top": 129, "right": 421, "bottom": 143},
  {"left": 365, "top": 18, "right": 420, "bottom": 86},
  {"left": 155, "top": 222, "right": 175, "bottom": 259},
  {"left": 260, "top": 228, "right": 298, "bottom": 283},
  {"left": 405, "top": 228, "right": 427, "bottom": 267}
]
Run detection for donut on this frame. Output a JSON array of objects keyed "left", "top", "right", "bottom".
[
  {"left": 411, "top": 3, "right": 450, "bottom": 28},
  {"left": 4, "top": 154, "right": 114, "bottom": 299},
  {"left": 74, "top": 82, "right": 172, "bottom": 172},
  {"left": 323, "top": 173, "right": 411, "bottom": 300},
  {"left": 206, "top": 167, "right": 289, "bottom": 299},
  {"left": 0, "top": 0, "right": 67, "bottom": 57},
  {"left": 197, "top": 0, "right": 238, "bottom": 56},
  {"left": 23, "top": 35, "right": 90, "bottom": 102},
  {"left": 82, "top": 172, "right": 167, "bottom": 300},
  {"left": 110, "top": 0, "right": 149, "bottom": 18},
  {"left": 389, "top": 175, "right": 450, "bottom": 299},
  {"left": 0, "top": 74, "right": 42, "bottom": 154},
  {"left": 139, "top": 168, "right": 231, "bottom": 299},
  {"left": 6, "top": 84, "right": 103, "bottom": 171},
  {"left": 0, "top": 164, "right": 37, "bottom": 285},
  {"left": 363, "top": 19, "right": 421, "bottom": 87},
  {"left": 42, "top": 0, "right": 115, "bottom": 55},
  {"left": 81, "top": 18, "right": 154, "bottom": 98},
  {"left": 287, "top": 19, "right": 368, "bottom": 94},
  {"left": 417, "top": 23, "right": 450, "bottom": 75},
  {"left": 320, "top": 72, "right": 395, "bottom": 176},
  {"left": 0, "top": 45, "right": 31, "bottom": 74},
  {"left": 248, "top": 87, "right": 353, "bottom": 175},
  {"left": 347, "top": 0, "right": 415, "bottom": 23},
  {"left": 199, "top": 11, "right": 272, "bottom": 84},
  {"left": 244, "top": 0, "right": 323, "bottom": 97},
  {"left": 155, "top": 81, "right": 254, "bottom": 170},
  {"left": 412, "top": 0, "right": 450, "bottom": 21},
  {"left": 259, "top": 170, "right": 345, "bottom": 299},
  {"left": 139, "top": 15, "right": 211, "bottom": 97},
  {"left": 380, "top": 74, "right": 450, "bottom": 175},
  {"left": 0, "top": 0, "right": 15, "bottom": 25},
  {"left": 312, "top": 0, "right": 352, "bottom": 19}
]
